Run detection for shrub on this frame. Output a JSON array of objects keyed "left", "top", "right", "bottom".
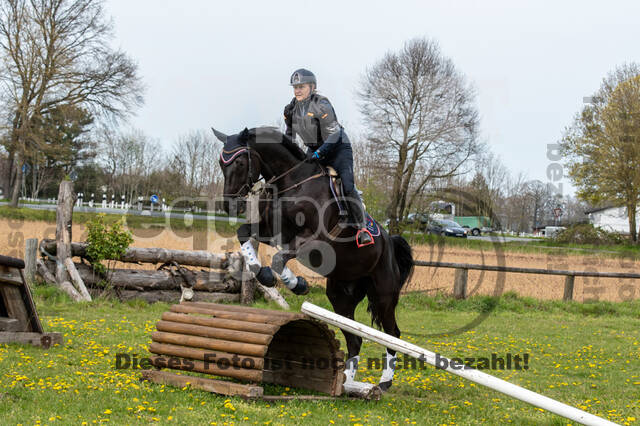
[
  {"left": 86, "top": 214, "right": 134, "bottom": 278},
  {"left": 553, "top": 223, "right": 626, "bottom": 245}
]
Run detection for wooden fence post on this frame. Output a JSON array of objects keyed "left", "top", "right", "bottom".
[
  {"left": 24, "top": 238, "right": 38, "bottom": 286},
  {"left": 453, "top": 268, "right": 468, "bottom": 299},
  {"left": 563, "top": 275, "right": 575, "bottom": 301}
]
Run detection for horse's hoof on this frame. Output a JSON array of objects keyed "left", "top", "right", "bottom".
[
  {"left": 378, "top": 380, "right": 392, "bottom": 392},
  {"left": 255, "top": 266, "right": 276, "bottom": 287},
  {"left": 291, "top": 276, "right": 309, "bottom": 295}
]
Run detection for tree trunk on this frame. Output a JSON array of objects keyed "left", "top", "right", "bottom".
[
  {"left": 9, "top": 153, "right": 23, "bottom": 207},
  {"left": 387, "top": 142, "right": 409, "bottom": 234},
  {"left": 40, "top": 240, "right": 229, "bottom": 268},
  {"left": 55, "top": 180, "right": 80, "bottom": 299},
  {"left": 628, "top": 200, "right": 638, "bottom": 243},
  {"left": 1, "top": 150, "right": 14, "bottom": 199},
  {"left": 88, "top": 288, "right": 240, "bottom": 304},
  {"left": 397, "top": 144, "right": 420, "bottom": 222},
  {"left": 43, "top": 260, "right": 241, "bottom": 292}
]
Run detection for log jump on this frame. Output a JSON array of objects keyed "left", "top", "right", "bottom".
[
  {"left": 141, "top": 302, "right": 345, "bottom": 399},
  {"left": 36, "top": 239, "right": 288, "bottom": 308},
  {"left": 301, "top": 302, "right": 615, "bottom": 426}
]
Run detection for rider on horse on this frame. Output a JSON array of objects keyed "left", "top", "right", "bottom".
[{"left": 283, "top": 68, "right": 373, "bottom": 247}]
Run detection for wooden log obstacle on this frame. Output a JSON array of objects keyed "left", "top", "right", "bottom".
[
  {"left": 302, "top": 302, "right": 616, "bottom": 426},
  {"left": 37, "top": 239, "right": 268, "bottom": 305},
  {"left": 0, "top": 254, "right": 62, "bottom": 348},
  {"left": 141, "top": 302, "right": 345, "bottom": 399}
]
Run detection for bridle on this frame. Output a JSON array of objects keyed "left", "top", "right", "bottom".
[
  {"left": 220, "top": 144, "right": 327, "bottom": 198},
  {"left": 220, "top": 146, "right": 263, "bottom": 198}
]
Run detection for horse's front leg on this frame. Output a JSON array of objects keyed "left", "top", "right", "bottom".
[
  {"left": 237, "top": 223, "right": 277, "bottom": 287},
  {"left": 237, "top": 222, "right": 303, "bottom": 291},
  {"left": 271, "top": 240, "right": 310, "bottom": 295}
]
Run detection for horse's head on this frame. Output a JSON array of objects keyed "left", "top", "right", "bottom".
[{"left": 213, "top": 127, "right": 261, "bottom": 214}]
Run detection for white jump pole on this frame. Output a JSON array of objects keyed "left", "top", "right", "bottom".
[{"left": 301, "top": 302, "right": 616, "bottom": 426}]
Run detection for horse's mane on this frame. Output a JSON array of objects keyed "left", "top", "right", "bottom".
[{"left": 249, "top": 126, "right": 306, "bottom": 161}]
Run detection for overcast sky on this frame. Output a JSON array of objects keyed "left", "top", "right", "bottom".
[{"left": 105, "top": 0, "right": 640, "bottom": 196}]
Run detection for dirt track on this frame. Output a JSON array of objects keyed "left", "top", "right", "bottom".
[{"left": 2, "top": 218, "right": 638, "bottom": 303}]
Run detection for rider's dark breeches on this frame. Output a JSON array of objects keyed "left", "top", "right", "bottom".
[{"left": 326, "top": 143, "right": 355, "bottom": 195}]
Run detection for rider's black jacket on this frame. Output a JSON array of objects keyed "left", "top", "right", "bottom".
[{"left": 283, "top": 93, "right": 348, "bottom": 160}]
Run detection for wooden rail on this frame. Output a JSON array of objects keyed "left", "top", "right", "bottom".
[{"left": 413, "top": 260, "right": 640, "bottom": 301}]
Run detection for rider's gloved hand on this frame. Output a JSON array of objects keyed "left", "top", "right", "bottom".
[{"left": 305, "top": 151, "right": 320, "bottom": 162}]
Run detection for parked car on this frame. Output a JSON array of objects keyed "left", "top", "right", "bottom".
[
  {"left": 427, "top": 219, "right": 468, "bottom": 238},
  {"left": 461, "top": 225, "right": 481, "bottom": 236},
  {"left": 405, "top": 213, "right": 429, "bottom": 225}
]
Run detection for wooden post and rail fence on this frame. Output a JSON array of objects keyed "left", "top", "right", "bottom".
[
  {"left": 412, "top": 260, "right": 640, "bottom": 301},
  {"left": 15, "top": 181, "right": 640, "bottom": 305}
]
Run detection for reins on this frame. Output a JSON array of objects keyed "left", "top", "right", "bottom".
[{"left": 221, "top": 145, "right": 326, "bottom": 197}]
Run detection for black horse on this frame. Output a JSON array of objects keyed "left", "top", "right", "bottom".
[{"left": 213, "top": 126, "right": 414, "bottom": 391}]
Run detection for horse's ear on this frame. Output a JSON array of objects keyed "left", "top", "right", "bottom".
[
  {"left": 211, "top": 127, "right": 227, "bottom": 144},
  {"left": 239, "top": 127, "right": 250, "bottom": 143}
]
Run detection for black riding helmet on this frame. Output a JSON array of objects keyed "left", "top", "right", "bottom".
[{"left": 290, "top": 68, "right": 317, "bottom": 87}]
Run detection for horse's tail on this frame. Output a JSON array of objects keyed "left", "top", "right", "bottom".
[{"left": 391, "top": 235, "right": 414, "bottom": 290}]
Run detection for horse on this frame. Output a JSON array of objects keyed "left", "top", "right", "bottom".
[{"left": 212, "top": 126, "right": 414, "bottom": 391}]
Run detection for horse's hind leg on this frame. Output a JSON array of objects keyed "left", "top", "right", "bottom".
[
  {"left": 326, "top": 277, "right": 368, "bottom": 383},
  {"left": 368, "top": 262, "right": 403, "bottom": 392}
]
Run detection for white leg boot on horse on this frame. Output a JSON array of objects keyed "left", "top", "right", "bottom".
[
  {"left": 240, "top": 239, "right": 277, "bottom": 287},
  {"left": 379, "top": 349, "right": 397, "bottom": 391},
  {"left": 271, "top": 250, "right": 309, "bottom": 295},
  {"left": 344, "top": 355, "right": 360, "bottom": 384}
]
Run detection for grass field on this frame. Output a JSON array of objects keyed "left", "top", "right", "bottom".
[{"left": 1, "top": 286, "right": 638, "bottom": 425}]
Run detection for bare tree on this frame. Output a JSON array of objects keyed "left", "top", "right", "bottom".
[
  {"left": 527, "top": 180, "right": 558, "bottom": 229},
  {"left": 0, "top": 0, "right": 144, "bottom": 206},
  {"left": 474, "top": 152, "right": 509, "bottom": 202},
  {"left": 97, "top": 127, "right": 161, "bottom": 202},
  {"left": 169, "top": 130, "right": 221, "bottom": 198},
  {"left": 501, "top": 172, "right": 531, "bottom": 233},
  {"left": 358, "top": 37, "right": 480, "bottom": 233}
]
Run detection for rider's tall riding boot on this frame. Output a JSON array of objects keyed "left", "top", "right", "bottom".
[{"left": 347, "top": 190, "right": 373, "bottom": 247}]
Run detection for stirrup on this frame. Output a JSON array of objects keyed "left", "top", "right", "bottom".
[{"left": 356, "top": 229, "right": 374, "bottom": 248}]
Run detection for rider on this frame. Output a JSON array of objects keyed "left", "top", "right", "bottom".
[{"left": 283, "top": 68, "right": 373, "bottom": 247}]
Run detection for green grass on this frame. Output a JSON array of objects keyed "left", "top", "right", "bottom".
[{"left": 1, "top": 286, "right": 638, "bottom": 425}]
